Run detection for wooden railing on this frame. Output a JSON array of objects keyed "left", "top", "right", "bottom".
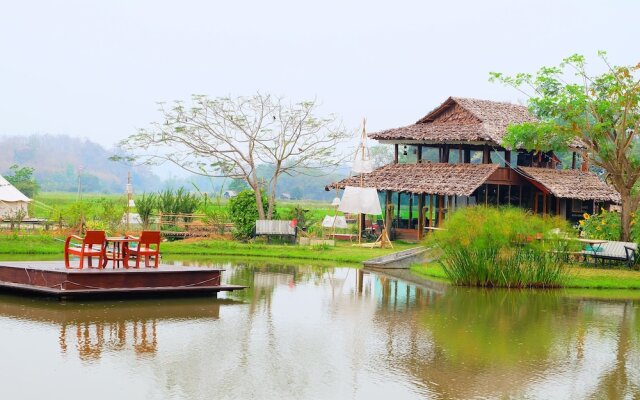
[{"left": 154, "top": 213, "right": 233, "bottom": 237}]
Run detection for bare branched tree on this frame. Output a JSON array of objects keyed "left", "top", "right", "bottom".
[{"left": 116, "top": 93, "right": 350, "bottom": 219}]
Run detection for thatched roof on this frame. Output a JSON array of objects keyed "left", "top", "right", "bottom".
[
  {"left": 370, "top": 97, "right": 537, "bottom": 145},
  {"left": 326, "top": 163, "right": 499, "bottom": 196},
  {"left": 518, "top": 167, "right": 620, "bottom": 203}
]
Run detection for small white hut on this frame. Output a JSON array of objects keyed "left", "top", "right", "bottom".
[{"left": 0, "top": 175, "right": 31, "bottom": 219}]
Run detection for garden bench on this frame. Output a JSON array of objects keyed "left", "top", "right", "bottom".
[
  {"left": 255, "top": 220, "right": 297, "bottom": 243},
  {"left": 582, "top": 240, "right": 637, "bottom": 268}
]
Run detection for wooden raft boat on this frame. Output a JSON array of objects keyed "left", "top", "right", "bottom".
[
  {"left": 0, "top": 261, "right": 246, "bottom": 299},
  {"left": 362, "top": 247, "right": 427, "bottom": 269}
]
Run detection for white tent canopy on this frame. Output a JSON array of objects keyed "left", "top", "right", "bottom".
[
  {"left": 322, "top": 215, "right": 348, "bottom": 229},
  {"left": 338, "top": 186, "right": 382, "bottom": 216},
  {"left": 0, "top": 175, "right": 31, "bottom": 218}
]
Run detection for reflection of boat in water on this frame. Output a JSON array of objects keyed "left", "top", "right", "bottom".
[{"left": 0, "top": 294, "right": 242, "bottom": 360}]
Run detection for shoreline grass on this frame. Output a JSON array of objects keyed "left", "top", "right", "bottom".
[
  {"left": 3, "top": 233, "right": 640, "bottom": 291},
  {"left": 411, "top": 262, "right": 640, "bottom": 290}
]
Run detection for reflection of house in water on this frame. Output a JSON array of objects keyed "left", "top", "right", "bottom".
[
  {"left": 0, "top": 296, "right": 226, "bottom": 361},
  {"left": 253, "top": 272, "right": 294, "bottom": 288}
]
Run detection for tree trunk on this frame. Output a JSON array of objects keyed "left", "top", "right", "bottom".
[
  {"left": 248, "top": 172, "right": 265, "bottom": 220},
  {"left": 620, "top": 192, "right": 633, "bottom": 242},
  {"left": 267, "top": 180, "right": 277, "bottom": 220},
  {"left": 266, "top": 163, "right": 282, "bottom": 220}
]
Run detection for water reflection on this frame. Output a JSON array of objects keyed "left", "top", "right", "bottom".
[
  {"left": 0, "top": 295, "right": 231, "bottom": 362},
  {"left": 0, "top": 258, "right": 638, "bottom": 399}
]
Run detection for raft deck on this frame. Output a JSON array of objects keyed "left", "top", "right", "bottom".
[{"left": 0, "top": 261, "right": 246, "bottom": 298}]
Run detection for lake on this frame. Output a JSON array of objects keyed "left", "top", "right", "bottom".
[{"left": 0, "top": 258, "right": 638, "bottom": 399}]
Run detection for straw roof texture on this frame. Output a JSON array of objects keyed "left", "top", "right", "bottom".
[
  {"left": 519, "top": 167, "right": 620, "bottom": 203},
  {"left": 370, "top": 97, "right": 537, "bottom": 145},
  {"left": 327, "top": 163, "right": 499, "bottom": 196}
]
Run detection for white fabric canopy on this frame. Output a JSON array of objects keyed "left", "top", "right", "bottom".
[
  {"left": 352, "top": 157, "right": 374, "bottom": 174},
  {"left": 338, "top": 186, "right": 382, "bottom": 215},
  {"left": 0, "top": 175, "right": 30, "bottom": 202},
  {"left": 322, "top": 215, "right": 348, "bottom": 229}
]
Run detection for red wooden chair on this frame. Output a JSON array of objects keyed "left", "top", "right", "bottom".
[
  {"left": 124, "top": 231, "right": 161, "bottom": 268},
  {"left": 64, "top": 230, "right": 107, "bottom": 269}
]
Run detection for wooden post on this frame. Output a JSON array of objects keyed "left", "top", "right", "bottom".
[
  {"left": 442, "top": 145, "right": 450, "bottom": 163},
  {"left": 385, "top": 191, "right": 393, "bottom": 238},
  {"left": 496, "top": 185, "right": 500, "bottom": 206},
  {"left": 417, "top": 145, "right": 422, "bottom": 163},
  {"left": 483, "top": 145, "right": 490, "bottom": 164},
  {"left": 485, "top": 184, "right": 488, "bottom": 205},
  {"left": 458, "top": 146, "right": 463, "bottom": 163},
  {"left": 418, "top": 194, "right": 425, "bottom": 240},
  {"left": 428, "top": 194, "right": 433, "bottom": 229},
  {"left": 396, "top": 192, "right": 401, "bottom": 226},
  {"left": 408, "top": 194, "right": 413, "bottom": 229},
  {"left": 572, "top": 152, "right": 577, "bottom": 169},
  {"left": 555, "top": 197, "right": 560, "bottom": 216},
  {"left": 505, "top": 150, "right": 511, "bottom": 166},
  {"left": 394, "top": 144, "right": 399, "bottom": 164},
  {"left": 534, "top": 193, "right": 539, "bottom": 215},
  {"left": 437, "top": 195, "right": 444, "bottom": 226},
  {"left": 464, "top": 148, "right": 471, "bottom": 164},
  {"left": 519, "top": 186, "right": 523, "bottom": 207}
]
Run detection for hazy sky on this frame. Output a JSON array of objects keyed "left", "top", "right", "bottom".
[{"left": 1, "top": 0, "right": 638, "bottom": 148}]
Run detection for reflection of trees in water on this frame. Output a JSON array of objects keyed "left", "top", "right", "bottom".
[
  {"left": 370, "top": 279, "right": 640, "bottom": 398},
  {"left": 583, "top": 300, "right": 639, "bottom": 399}
]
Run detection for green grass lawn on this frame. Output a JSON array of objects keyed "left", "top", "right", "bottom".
[
  {"left": 411, "top": 261, "right": 640, "bottom": 290},
  {"left": 0, "top": 233, "right": 415, "bottom": 264}
]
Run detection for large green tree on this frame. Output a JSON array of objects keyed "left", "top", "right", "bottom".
[
  {"left": 4, "top": 164, "right": 39, "bottom": 198},
  {"left": 491, "top": 52, "right": 640, "bottom": 241}
]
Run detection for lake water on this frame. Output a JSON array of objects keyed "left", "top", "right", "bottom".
[{"left": 0, "top": 258, "right": 639, "bottom": 399}]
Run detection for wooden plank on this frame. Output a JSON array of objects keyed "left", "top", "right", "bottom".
[{"left": 0, "top": 261, "right": 246, "bottom": 299}]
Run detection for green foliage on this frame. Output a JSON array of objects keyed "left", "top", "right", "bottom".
[
  {"left": 286, "top": 206, "right": 311, "bottom": 231},
  {"left": 94, "top": 198, "right": 125, "bottom": 233},
  {"left": 579, "top": 209, "right": 640, "bottom": 243},
  {"left": 59, "top": 197, "right": 126, "bottom": 234},
  {"left": 202, "top": 194, "right": 230, "bottom": 235},
  {"left": 4, "top": 164, "right": 40, "bottom": 198},
  {"left": 428, "top": 207, "right": 573, "bottom": 288},
  {"left": 135, "top": 192, "right": 157, "bottom": 229},
  {"left": 158, "top": 187, "right": 201, "bottom": 218},
  {"left": 228, "top": 190, "right": 270, "bottom": 240},
  {"left": 491, "top": 52, "right": 640, "bottom": 240},
  {"left": 227, "top": 178, "right": 249, "bottom": 192}
]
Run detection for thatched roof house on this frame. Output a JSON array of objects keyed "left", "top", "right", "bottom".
[
  {"left": 327, "top": 96, "right": 619, "bottom": 241},
  {"left": 370, "top": 97, "right": 536, "bottom": 145}
]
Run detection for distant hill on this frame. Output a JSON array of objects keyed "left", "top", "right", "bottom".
[
  {"left": 0, "top": 134, "right": 161, "bottom": 193},
  {"left": 0, "top": 134, "right": 353, "bottom": 200}
]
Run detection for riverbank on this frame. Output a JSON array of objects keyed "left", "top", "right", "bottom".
[
  {"left": 411, "top": 262, "right": 640, "bottom": 290},
  {"left": 0, "top": 233, "right": 414, "bottom": 264},
  {"left": 3, "top": 233, "right": 640, "bottom": 290}
]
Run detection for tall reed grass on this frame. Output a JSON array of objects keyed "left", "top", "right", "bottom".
[{"left": 428, "top": 206, "right": 574, "bottom": 288}]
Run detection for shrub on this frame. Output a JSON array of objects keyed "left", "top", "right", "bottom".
[
  {"left": 228, "top": 190, "right": 271, "bottom": 240},
  {"left": 135, "top": 192, "right": 157, "bottom": 230},
  {"left": 428, "top": 206, "right": 574, "bottom": 288},
  {"left": 579, "top": 209, "right": 639, "bottom": 243}
]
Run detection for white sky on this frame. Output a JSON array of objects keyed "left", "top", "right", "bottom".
[{"left": 0, "top": 0, "right": 638, "bottom": 148}]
